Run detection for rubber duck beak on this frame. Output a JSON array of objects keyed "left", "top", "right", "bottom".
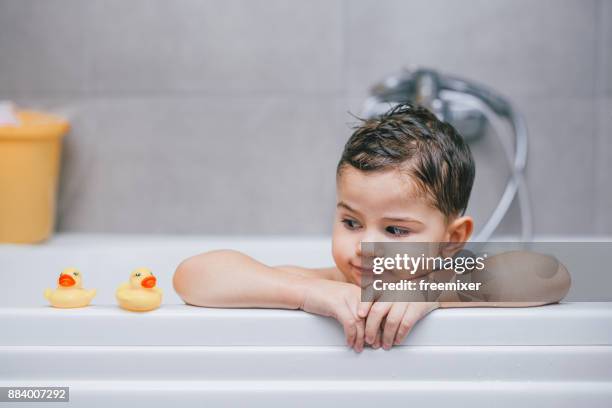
[
  {"left": 141, "top": 276, "right": 156, "bottom": 288},
  {"left": 58, "top": 274, "right": 76, "bottom": 287}
]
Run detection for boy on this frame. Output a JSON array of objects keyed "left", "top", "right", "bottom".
[{"left": 173, "top": 104, "right": 570, "bottom": 352}]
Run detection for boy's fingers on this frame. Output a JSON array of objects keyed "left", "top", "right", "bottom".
[
  {"left": 354, "top": 319, "right": 365, "bottom": 352},
  {"left": 382, "top": 303, "right": 408, "bottom": 350},
  {"left": 358, "top": 301, "right": 373, "bottom": 318},
  {"left": 365, "top": 302, "right": 391, "bottom": 344},
  {"left": 339, "top": 310, "right": 357, "bottom": 348},
  {"left": 395, "top": 317, "right": 417, "bottom": 345},
  {"left": 394, "top": 318, "right": 415, "bottom": 345},
  {"left": 423, "top": 301, "right": 440, "bottom": 316},
  {"left": 395, "top": 304, "right": 419, "bottom": 345},
  {"left": 394, "top": 302, "right": 438, "bottom": 345},
  {"left": 345, "top": 324, "right": 356, "bottom": 348},
  {"left": 373, "top": 329, "right": 382, "bottom": 349}
]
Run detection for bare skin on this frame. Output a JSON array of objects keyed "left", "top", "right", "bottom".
[{"left": 173, "top": 167, "right": 571, "bottom": 352}]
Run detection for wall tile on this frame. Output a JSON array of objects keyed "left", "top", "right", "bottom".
[
  {"left": 15, "top": 96, "right": 349, "bottom": 234},
  {"left": 1, "top": 1, "right": 608, "bottom": 236},
  {"left": 0, "top": 0, "right": 92, "bottom": 95},
  {"left": 346, "top": 0, "right": 598, "bottom": 100},
  {"left": 600, "top": 0, "right": 612, "bottom": 96},
  {"left": 597, "top": 97, "right": 612, "bottom": 233},
  {"left": 88, "top": 0, "right": 344, "bottom": 95},
  {"left": 514, "top": 96, "right": 598, "bottom": 234}
]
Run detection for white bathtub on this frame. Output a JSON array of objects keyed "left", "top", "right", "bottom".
[{"left": 1, "top": 234, "right": 611, "bottom": 407}]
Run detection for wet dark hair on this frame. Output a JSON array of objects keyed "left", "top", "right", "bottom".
[{"left": 337, "top": 103, "right": 475, "bottom": 218}]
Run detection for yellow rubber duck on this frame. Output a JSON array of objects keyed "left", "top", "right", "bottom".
[
  {"left": 116, "top": 267, "right": 162, "bottom": 312},
  {"left": 44, "top": 268, "right": 96, "bottom": 308}
]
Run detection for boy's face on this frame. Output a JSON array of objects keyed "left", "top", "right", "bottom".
[{"left": 332, "top": 166, "right": 469, "bottom": 285}]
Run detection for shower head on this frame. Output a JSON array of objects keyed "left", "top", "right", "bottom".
[{"left": 362, "top": 67, "right": 513, "bottom": 142}]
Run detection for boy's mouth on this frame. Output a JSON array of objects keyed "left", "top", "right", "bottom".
[{"left": 350, "top": 263, "right": 374, "bottom": 276}]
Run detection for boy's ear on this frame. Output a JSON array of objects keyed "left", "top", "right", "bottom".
[{"left": 441, "top": 216, "right": 474, "bottom": 256}]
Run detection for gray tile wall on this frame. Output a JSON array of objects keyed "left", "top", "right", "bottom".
[
  {"left": 0, "top": 0, "right": 610, "bottom": 236},
  {"left": 598, "top": 0, "right": 612, "bottom": 233}
]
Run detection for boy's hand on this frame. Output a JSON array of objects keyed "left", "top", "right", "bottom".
[
  {"left": 358, "top": 301, "right": 439, "bottom": 349},
  {"left": 300, "top": 279, "right": 367, "bottom": 352}
]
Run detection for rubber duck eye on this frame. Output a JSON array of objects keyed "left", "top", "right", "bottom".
[
  {"left": 135, "top": 273, "right": 141, "bottom": 277},
  {"left": 73, "top": 272, "right": 79, "bottom": 276},
  {"left": 150, "top": 271, "right": 153, "bottom": 275}
]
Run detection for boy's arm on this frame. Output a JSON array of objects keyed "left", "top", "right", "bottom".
[
  {"left": 438, "top": 301, "right": 551, "bottom": 308},
  {"left": 275, "top": 265, "right": 346, "bottom": 282},
  {"left": 360, "top": 252, "right": 571, "bottom": 348},
  {"left": 173, "top": 250, "right": 368, "bottom": 351},
  {"left": 436, "top": 251, "right": 572, "bottom": 308},
  {"left": 173, "top": 250, "right": 311, "bottom": 309}
]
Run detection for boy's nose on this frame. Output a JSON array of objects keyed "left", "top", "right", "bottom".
[{"left": 356, "top": 241, "right": 385, "bottom": 258}]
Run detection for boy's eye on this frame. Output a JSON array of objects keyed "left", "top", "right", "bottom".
[
  {"left": 341, "top": 218, "right": 361, "bottom": 230},
  {"left": 386, "top": 226, "right": 411, "bottom": 236}
]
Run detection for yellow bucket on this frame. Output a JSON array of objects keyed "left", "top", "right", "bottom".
[{"left": 0, "top": 110, "right": 70, "bottom": 243}]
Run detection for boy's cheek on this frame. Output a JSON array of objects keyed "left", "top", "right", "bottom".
[
  {"left": 331, "top": 244, "right": 350, "bottom": 280},
  {"left": 331, "top": 229, "right": 350, "bottom": 265}
]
